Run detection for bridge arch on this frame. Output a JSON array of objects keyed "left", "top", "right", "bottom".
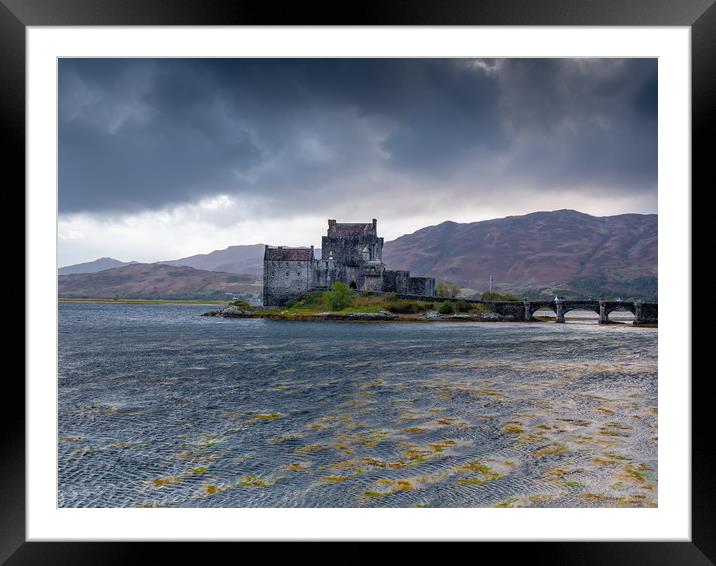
[
  {"left": 561, "top": 302, "right": 601, "bottom": 316},
  {"left": 599, "top": 301, "right": 636, "bottom": 324},
  {"left": 525, "top": 302, "right": 556, "bottom": 320},
  {"left": 603, "top": 303, "right": 636, "bottom": 316}
]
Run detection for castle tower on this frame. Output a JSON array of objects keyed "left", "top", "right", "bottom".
[
  {"left": 322, "top": 218, "right": 383, "bottom": 266},
  {"left": 321, "top": 219, "right": 384, "bottom": 291}
]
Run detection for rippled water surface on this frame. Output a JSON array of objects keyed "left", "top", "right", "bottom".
[{"left": 59, "top": 302, "right": 657, "bottom": 508}]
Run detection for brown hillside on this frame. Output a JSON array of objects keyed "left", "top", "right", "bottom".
[
  {"left": 58, "top": 263, "right": 260, "bottom": 300},
  {"left": 383, "top": 209, "right": 657, "bottom": 295}
]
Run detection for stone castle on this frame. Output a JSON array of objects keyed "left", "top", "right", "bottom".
[{"left": 263, "top": 219, "right": 436, "bottom": 306}]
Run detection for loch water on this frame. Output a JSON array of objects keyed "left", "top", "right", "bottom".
[{"left": 58, "top": 302, "right": 658, "bottom": 508}]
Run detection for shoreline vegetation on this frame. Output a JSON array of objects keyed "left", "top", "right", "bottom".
[
  {"left": 204, "top": 283, "right": 507, "bottom": 323},
  {"left": 201, "top": 283, "right": 648, "bottom": 325}
]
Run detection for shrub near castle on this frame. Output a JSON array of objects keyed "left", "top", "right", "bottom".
[{"left": 322, "top": 282, "right": 353, "bottom": 311}]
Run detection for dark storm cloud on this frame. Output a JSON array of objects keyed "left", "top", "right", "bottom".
[
  {"left": 494, "top": 59, "right": 657, "bottom": 190},
  {"left": 58, "top": 58, "right": 657, "bottom": 214}
]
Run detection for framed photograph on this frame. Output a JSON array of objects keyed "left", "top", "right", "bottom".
[{"left": 8, "top": 0, "right": 711, "bottom": 561}]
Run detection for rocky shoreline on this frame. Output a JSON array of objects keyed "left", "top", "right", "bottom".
[{"left": 201, "top": 305, "right": 514, "bottom": 322}]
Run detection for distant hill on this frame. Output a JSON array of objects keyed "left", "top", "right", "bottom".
[
  {"left": 382, "top": 209, "right": 657, "bottom": 300},
  {"left": 58, "top": 263, "right": 261, "bottom": 300},
  {"left": 58, "top": 257, "right": 135, "bottom": 275},
  {"left": 59, "top": 245, "right": 266, "bottom": 277},
  {"left": 159, "top": 244, "right": 265, "bottom": 274}
]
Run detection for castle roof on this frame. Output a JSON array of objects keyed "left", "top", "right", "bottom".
[{"left": 264, "top": 246, "right": 314, "bottom": 261}]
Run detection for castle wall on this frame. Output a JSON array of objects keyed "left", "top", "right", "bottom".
[
  {"left": 263, "top": 246, "right": 316, "bottom": 307},
  {"left": 362, "top": 263, "right": 385, "bottom": 293},
  {"left": 322, "top": 236, "right": 379, "bottom": 267},
  {"left": 263, "top": 260, "right": 314, "bottom": 306},
  {"left": 321, "top": 219, "right": 384, "bottom": 267},
  {"left": 313, "top": 260, "right": 329, "bottom": 289},
  {"left": 407, "top": 276, "right": 436, "bottom": 297},
  {"left": 383, "top": 270, "right": 410, "bottom": 294}
]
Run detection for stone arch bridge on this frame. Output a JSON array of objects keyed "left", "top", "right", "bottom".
[
  {"left": 396, "top": 295, "right": 657, "bottom": 325},
  {"left": 517, "top": 299, "right": 657, "bottom": 324}
]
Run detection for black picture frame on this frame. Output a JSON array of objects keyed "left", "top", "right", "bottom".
[{"left": 6, "top": 0, "right": 711, "bottom": 561}]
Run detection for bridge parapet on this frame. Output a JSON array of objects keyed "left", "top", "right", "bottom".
[
  {"left": 487, "top": 301, "right": 527, "bottom": 320},
  {"left": 390, "top": 293, "right": 656, "bottom": 325}
]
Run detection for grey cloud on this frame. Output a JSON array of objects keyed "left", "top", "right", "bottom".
[
  {"left": 58, "top": 58, "right": 657, "bottom": 216},
  {"left": 491, "top": 59, "right": 657, "bottom": 191}
]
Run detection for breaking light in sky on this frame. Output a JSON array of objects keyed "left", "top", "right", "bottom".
[{"left": 59, "top": 58, "right": 657, "bottom": 266}]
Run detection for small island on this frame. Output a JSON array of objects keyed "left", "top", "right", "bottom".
[{"left": 203, "top": 283, "right": 505, "bottom": 322}]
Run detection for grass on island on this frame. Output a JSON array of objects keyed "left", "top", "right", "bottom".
[{"left": 243, "top": 283, "right": 494, "bottom": 317}]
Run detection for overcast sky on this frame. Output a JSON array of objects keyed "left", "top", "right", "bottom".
[{"left": 58, "top": 58, "right": 657, "bottom": 266}]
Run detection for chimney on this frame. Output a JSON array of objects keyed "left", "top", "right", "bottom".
[
  {"left": 372, "top": 218, "right": 377, "bottom": 230},
  {"left": 328, "top": 219, "right": 336, "bottom": 228}
]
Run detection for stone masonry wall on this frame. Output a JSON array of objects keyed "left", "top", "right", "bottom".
[
  {"left": 263, "top": 258, "right": 314, "bottom": 306},
  {"left": 383, "top": 270, "right": 410, "bottom": 294},
  {"left": 407, "top": 276, "right": 436, "bottom": 297},
  {"left": 362, "top": 263, "right": 385, "bottom": 292},
  {"left": 321, "top": 235, "right": 383, "bottom": 267}
]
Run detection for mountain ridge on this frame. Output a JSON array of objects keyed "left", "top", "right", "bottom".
[
  {"left": 58, "top": 256, "right": 137, "bottom": 275},
  {"left": 157, "top": 243, "right": 266, "bottom": 274},
  {"left": 58, "top": 210, "right": 657, "bottom": 300},
  {"left": 382, "top": 209, "right": 657, "bottom": 298}
]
